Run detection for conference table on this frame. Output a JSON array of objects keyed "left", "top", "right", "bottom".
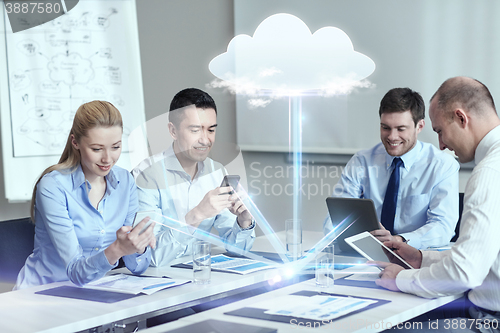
[
  {"left": 140, "top": 277, "right": 457, "bottom": 333},
  {"left": 0, "top": 231, "right": 460, "bottom": 333}
]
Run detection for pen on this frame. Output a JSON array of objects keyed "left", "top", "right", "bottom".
[{"left": 143, "top": 281, "right": 175, "bottom": 290}]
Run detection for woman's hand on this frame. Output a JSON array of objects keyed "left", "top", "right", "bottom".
[{"left": 104, "top": 217, "right": 156, "bottom": 265}]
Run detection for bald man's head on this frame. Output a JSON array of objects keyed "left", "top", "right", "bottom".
[
  {"left": 429, "top": 77, "right": 500, "bottom": 163},
  {"left": 431, "top": 76, "right": 496, "bottom": 118}
]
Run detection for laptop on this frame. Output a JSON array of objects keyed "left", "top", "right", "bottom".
[{"left": 326, "top": 197, "right": 380, "bottom": 253}]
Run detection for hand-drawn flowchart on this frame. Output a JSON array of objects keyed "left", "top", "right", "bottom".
[{"left": 5, "top": 1, "right": 144, "bottom": 157}]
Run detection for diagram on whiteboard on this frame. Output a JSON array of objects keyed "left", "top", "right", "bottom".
[{"left": 5, "top": 1, "right": 144, "bottom": 157}]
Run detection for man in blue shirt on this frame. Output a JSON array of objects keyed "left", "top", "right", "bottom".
[
  {"left": 133, "top": 88, "right": 255, "bottom": 266},
  {"left": 324, "top": 88, "right": 459, "bottom": 249}
]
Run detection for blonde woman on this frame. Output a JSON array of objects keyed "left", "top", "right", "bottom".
[{"left": 15, "top": 101, "right": 155, "bottom": 289}]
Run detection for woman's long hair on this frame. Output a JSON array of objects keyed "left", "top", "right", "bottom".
[{"left": 30, "top": 101, "right": 123, "bottom": 222}]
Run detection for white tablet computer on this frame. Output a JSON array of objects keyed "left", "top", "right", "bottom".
[
  {"left": 132, "top": 210, "right": 157, "bottom": 234},
  {"left": 345, "top": 231, "right": 413, "bottom": 269}
]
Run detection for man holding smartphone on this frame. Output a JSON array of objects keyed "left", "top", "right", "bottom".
[{"left": 132, "top": 88, "right": 255, "bottom": 267}]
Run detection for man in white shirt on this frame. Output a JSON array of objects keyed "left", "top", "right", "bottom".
[
  {"left": 133, "top": 88, "right": 255, "bottom": 267},
  {"left": 376, "top": 77, "right": 500, "bottom": 332}
]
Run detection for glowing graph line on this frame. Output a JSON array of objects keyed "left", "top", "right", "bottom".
[
  {"left": 146, "top": 213, "right": 278, "bottom": 266},
  {"left": 147, "top": 209, "right": 360, "bottom": 278},
  {"left": 280, "top": 214, "right": 359, "bottom": 274},
  {"left": 239, "top": 192, "right": 290, "bottom": 264},
  {"left": 142, "top": 183, "right": 360, "bottom": 273}
]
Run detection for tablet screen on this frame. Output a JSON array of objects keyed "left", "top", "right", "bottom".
[{"left": 351, "top": 237, "right": 391, "bottom": 262}]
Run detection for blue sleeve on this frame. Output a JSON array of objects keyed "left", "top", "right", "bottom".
[
  {"left": 36, "top": 176, "right": 116, "bottom": 286},
  {"left": 214, "top": 209, "right": 255, "bottom": 252}
]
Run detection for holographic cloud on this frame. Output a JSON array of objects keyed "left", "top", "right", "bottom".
[{"left": 209, "top": 13, "right": 375, "bottom": 93}]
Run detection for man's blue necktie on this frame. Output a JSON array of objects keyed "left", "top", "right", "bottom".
[{"left": 381, "top": 157, "right": 403, "bottom": 234}]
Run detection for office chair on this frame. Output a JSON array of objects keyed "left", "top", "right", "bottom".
[
  {"left": 0, "top": 217, "right": 35, "bottom": 284},
  {"left": 451, "top": 193, "right": 464, "bottom": 242}
]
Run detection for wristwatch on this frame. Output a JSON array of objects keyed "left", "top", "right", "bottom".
[
  {"left": 398, "top": 235, "right": 408, "bottom": 243},
  {"left": 240, "top": 219, "right": 256, "bottom": 231}
]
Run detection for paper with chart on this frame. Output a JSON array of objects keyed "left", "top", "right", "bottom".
[
  {"left": 85, "top": 274, "right": 191, "bottom": 295},
  {"left": 182, "top": 254, "right": 274, "bottom": 275},
  {"left": 261, "top": 295, "right": 377, "bottom": 321},
  {"left": 4, "top": 0, "right": 145, "bottom": 158}
]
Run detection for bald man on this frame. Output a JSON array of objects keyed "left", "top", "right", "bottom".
[{"left": 376, "top": 77, "right": 500, "bottom": 332}]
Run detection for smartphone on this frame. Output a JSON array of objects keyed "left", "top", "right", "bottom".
[
  {"left": 345, "top": 231, "right": 414, "bottom": 269},
  {"left": 220, "top": 175, "right": 240, "bottom": 195},
  {"left": 132, "top": 210, "right": 156, "bottom": 234}
]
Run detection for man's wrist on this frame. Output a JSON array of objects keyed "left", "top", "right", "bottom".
[
  {"left": 396, "top": 235, "right": 408, "bottom": 243},
  {"left": 186, "top": 207, "right": 203, "bottom": 226},
  {"left": 238, "top": 218, "right": 254, "bottom": 230}
]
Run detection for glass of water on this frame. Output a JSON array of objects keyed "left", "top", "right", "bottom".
[
  {"left": 316, "top": 243, "right": 334, "bottom": 288},
  {"left": 193, "top": 241, "right": 211, "bottom": 284},
  {"left": 285, "top": 219, "right": 303, "bottom": 260}
]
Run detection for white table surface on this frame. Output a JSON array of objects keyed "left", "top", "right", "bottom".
[
  {"left": 141, "top": 277, "right": 460, "bottom": 333},
  {"left": 0, "top": 252, "right": 285, "bottom": 333},
  {"left": 0, "top": 231, "right": 317, "bottom": 333},
  {"left": 0, "top": 231, "right": 459, "bottom": 333}
]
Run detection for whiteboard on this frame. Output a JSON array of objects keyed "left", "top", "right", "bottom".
[
  {"left": 0, "top": 0, "right": 146, "bottom": 201},
  {"left": 234, "top": 0, "right": 500, "bottom": 154}
]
